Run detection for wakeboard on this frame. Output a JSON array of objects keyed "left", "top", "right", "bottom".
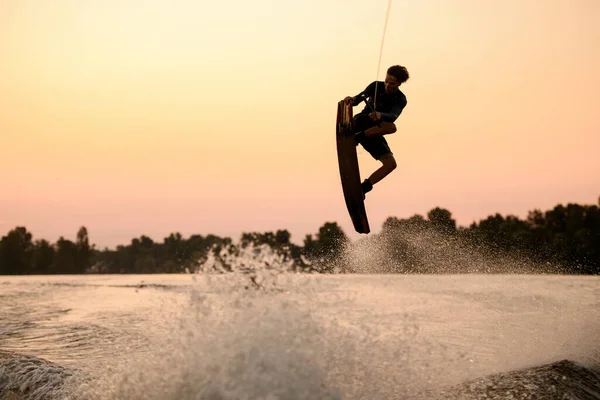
[{"left": 336, "top": 100, "right": 370, "bottom": 234}]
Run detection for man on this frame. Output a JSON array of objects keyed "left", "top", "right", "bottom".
[{"left": 344, "top": 65, "right": 409, "bottom": 198}]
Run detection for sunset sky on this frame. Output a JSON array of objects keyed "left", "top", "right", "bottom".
[{"left": 1, "top": 0, "right": 599, "bottom": 248}]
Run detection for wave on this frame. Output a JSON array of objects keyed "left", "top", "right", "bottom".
[
  {"left": 2, "top": 348, "right": 599, "bottom": 399},
  {"left": 425, "top": 359, "right": 600, "bottom": 400},
  {"left": 0, "top": 350, "right": 75, "bottom": 400}
]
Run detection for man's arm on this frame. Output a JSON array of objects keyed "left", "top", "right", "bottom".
[
  {"left": 377, "top": 98, "right": 407, "bottom": 122},
  {"left": 351, "top": 91, "right": 367, "bottom": 106},
  {"left": 347, "top": 82, "right": 376, "bottom": 106}
]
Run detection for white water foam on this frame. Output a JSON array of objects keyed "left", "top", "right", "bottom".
[{"left": 58, "top": 243, "right": 453, "bottom": 400}]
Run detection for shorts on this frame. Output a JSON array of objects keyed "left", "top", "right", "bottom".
[{"left": 353, "top": 113, "right": 393, "bottom": 161}]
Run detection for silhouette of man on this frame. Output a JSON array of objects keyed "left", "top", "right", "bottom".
[{"left": 344, "top": 65, "right": 409, "bottom": 198}]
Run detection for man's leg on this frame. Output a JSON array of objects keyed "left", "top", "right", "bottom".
[
  {"left": 360, "top": 137, "right": 397, "bottom": 197},
  {"left": 355, "top": 122, "right": 396, "bottom": 143},
  {"left": 365, "top": 122, "right": 397, "bottom": 138},
  {"left": 368, "top": 154, "right": 397, "bottom": 185}
]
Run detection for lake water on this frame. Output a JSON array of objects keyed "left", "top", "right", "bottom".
[{"left": 1, "top": 271, "right": 599, "bottom": 399}]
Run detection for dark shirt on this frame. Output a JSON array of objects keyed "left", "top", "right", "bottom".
[{"left": 352, "top": 81, "right": 407, "bottom": 122}]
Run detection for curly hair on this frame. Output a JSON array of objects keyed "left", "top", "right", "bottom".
[{"left": 387, "top": 65, "right": 409, "bottom": 84}]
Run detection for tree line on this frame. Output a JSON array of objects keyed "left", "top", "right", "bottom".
[{"left": 1, "top": 197, "right": 599, "bottom": 275}]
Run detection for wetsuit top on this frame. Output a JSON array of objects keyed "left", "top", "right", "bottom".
[{"left": 351, "top": 81, "right": 407, "bottom": 123}]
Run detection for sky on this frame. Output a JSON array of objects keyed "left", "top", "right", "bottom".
[{"left": 1, "top": 0, "right": 599, "bottom": 249}]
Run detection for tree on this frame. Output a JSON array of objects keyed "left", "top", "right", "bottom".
[
  {"left": 308, "top": 222, "right": 349, "bottom": 271},
  {"left": 275, "top": 229, "right": 291, "bottom": 245},
  {"left": 54, "top": 237, "right": 78, "bottom": 274},
  {"left": 302, "top": 234, "right": 318, "bottom": 259},
  {"left": 427, "top": 207, "right": 457, "bottom": 233},
  {"left": 76, "top": 226, "right": 92, "bottom": 273},
  {"left": 0, "top": 227, "right": 34, "bottom": 274},
  {"left": 379, "top": 216, "right": 426, "bottom": 273},
  {"left": 31, "top": 239, "right": 55, "bottom": 274}
]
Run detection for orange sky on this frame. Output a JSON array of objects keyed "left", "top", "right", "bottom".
[{"left": 1, "top": 0, "right": 599, "bottom": 248}]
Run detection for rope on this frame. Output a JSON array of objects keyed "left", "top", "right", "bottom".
[{"left": 373, "top": 0, "right": 393, "bottom": 111}]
